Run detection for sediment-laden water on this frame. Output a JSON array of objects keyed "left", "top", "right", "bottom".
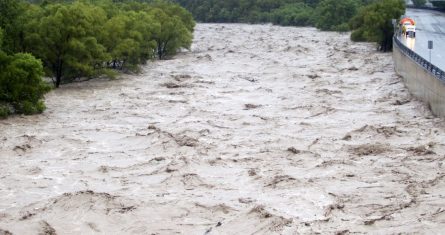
[{"left": 1, "top": 24, "right": 444, "bottom": 234}]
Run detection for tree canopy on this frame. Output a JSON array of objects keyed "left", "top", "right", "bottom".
[
  {"left": 350, "top": 0, "right": 405, "bottom": 51},
  {"left": 0, "top": 27, "right": 50, "bottom": 118},
  {"left": 431, "top": 0, "right": 445, "bottom": 9},
  {"left": 172, "top": 0, "right": 382, "bottom": 31},
  {"left": 30, "top": 2, "right": 110, "bottom": 87},
  {"left": 314, "top": 0, "right": 360, "bottom": 32},
  {"left": 412, "top": 0, "right": 426, "bottom": 7},
  {"left": 174, "top": 0, "right": 320, "bottom": 25}
]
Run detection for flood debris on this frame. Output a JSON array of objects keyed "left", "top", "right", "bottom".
[
  {"left": 393, "top": 99, "right": 411, "bottom": 105},
  {"left": 405, "top": 143, "right": 436, "bottom": 155},
  {"left": 287, "top": 147, "right": 301, "bottom": 154},
  {"left": 161, "top": 82, "right": 188, "bottom": 89},
  {"left": 349, "top": 143, "right": 389, "bottom": 156},
  {"left": 0, "top": 229, "right": 13, "bottom": 235},
  {"left": 244, "top": 104, "right": 262, "bottom": 110},
  {"left": 39, "top": 221, "right": 57, "bottom": 235},
  {"left": 341, "top": 133, "right": 352, "bottom": 141}
]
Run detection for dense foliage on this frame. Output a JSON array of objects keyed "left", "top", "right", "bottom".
[
  {"left": 174, "top": 0, "right": 319, "bottom": 25},
  {"left": 350, "top": 0, "right": 405, "bottom": 52},
  {"left": 174, "top": 0, "right": 378, "bottom": 31},
  {"left": 431, "top": 0, "right": 445, "bottom": 9},
  {"left": 0, "top": 27, "right": 50, "bottom": 118},
  {"left": 412, "top": 0, "right": 426, "bottom": 7},
  {"left": 0, "top": 0, "right": 195, "bottom": 117},
  {"left": 314, "top": 0, "right": 360, "bottom": 31},
  {"left": 269, "top": 3, "right": 315, "bottom": 26}
]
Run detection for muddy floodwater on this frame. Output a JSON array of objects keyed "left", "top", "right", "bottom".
[{"left": 1, "top": 24, "right": 445, "bottom": 234}]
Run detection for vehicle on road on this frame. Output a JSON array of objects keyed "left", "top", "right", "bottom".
[{"left": 400, "top": 17, "right": 416, "bottom": 38}]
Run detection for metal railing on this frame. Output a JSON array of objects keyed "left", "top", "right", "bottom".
[{"left": 393, "top": 36, "right": 445, "bottom": 83}]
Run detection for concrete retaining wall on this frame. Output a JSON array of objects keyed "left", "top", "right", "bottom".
[{"left": 393, "top": 40, "right": 445, "bottom": 117}]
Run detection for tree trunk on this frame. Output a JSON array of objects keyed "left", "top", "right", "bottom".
[
  {"left": 120, "top": 60, "right": 125, "bottom": 70},
  {"left": 55, "top": 74, "right": 61, "bottom": 88},
  {"left": 157, "top": 42, "right": 163, "bottom": 60},
  {"left": 55, "top": 58, "right": 63, "bottom": 88},
  {"left": 161, "top": 41, "right": 169, "bottom": 59}
]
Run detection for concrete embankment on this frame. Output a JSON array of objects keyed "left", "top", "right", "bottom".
[{"left": 393, "top": 38, "right": 445, "bottom": 117}]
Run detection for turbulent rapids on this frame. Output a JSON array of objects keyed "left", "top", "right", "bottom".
[{"left": 1, "top": 24, "right": 445, "bottom": 234}]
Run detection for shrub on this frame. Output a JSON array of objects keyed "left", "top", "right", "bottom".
[
  {"left": 21, "top": 100, "right": 46, "bottom": 115},
  {"left": 0, "top": 103, "right": 10, "bottom": 118},
  {"left": 431, "top": 1, "right": 445, "bottom": 9},
  {"left": 270, "top": 3, "right": 315, "bottom": 26},
  {"left": 315, "top": 0, "right": 360, "bottom": 31},
  {"left": 349, "top": 0, "right": 405, "bottom": 51},
  {"left": 0, "top": 52, "right": 51, "bottom": 116},
  {"left": 413, "top": 0, "right": 426, "bottom": 7},
  {"left": 334, "top": 23, "right": 350, "bottom": 32},
  {"left": 350, "top": 28, "right": 366, "bottom": 41}
]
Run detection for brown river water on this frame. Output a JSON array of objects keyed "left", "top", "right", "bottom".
[{"left": 1, "top": 24, "right": 445, "bottom": 234}]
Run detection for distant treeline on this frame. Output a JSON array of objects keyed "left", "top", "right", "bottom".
[
  {"left": 0, "top": 0, "right": 195, "bottom": 117},
  {"left": 174, "top": 0, "right": 373, "bottom": 30},
  {"left": 431, "top": 0, "right": 445, "bottom": 9}
]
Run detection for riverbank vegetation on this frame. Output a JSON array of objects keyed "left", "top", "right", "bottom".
[
  {"left": 431, "top": 0, "right": 445, "bottom": 9},
  {"left": 350, "top": 0, "right": 405, "bottom": 52},
  {"left": 0, "top": 28, "right": 50, "bottom": 118},
  {"left": 413, "top": 0, "right": 427, "bottom": 7},
  {"left": 174, "top": 0, "right": 358, "bottom": 30},
  {"left": 0, "top": 0, "right": 195, "bottom": 117}
]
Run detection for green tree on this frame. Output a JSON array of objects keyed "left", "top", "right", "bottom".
[
  {"left": 102, "top": 13, "right": 142, "bottom": 70},
  {"left": 0, "top": 53, "right": 50, "bottom": 115},
  {"left": 101, "top": 11, "right": 159, "bottom": 71},
  {"left": 30, "top": 2, "right": 110, "bottom": 87},
  {"left": 431, "top": 0, "right": 445, "bottom": 9},
  {"left": 412, "top": 0, "right": 426, "bottom": 7},
  {"left": 0, "top": 26, "right": 3, "bottom": 47},
  {"left": 315, "top": 0, "right": 360, "bottom": 31},
  {"left": 131, "top": 12, "right": 161, "bottom": 64},
  {"left": 270, "top": 3, "right": 314, "bottom": 26},
  {"left": 172, "top": 0, "right": 369, "bottom": 28},
  {"left": 0, "top": 0, "right": 27, "bottom": 53},
  {"left": 150, "top": 1, "right": 196, "bottom": 32},
  {"left": 350, "top": 0, "right": 405, "bottom": 52},
  {"left": 0, "top": 27, "right": 50, "bottom": 117},
  {"left": 150, "top": 8, "right": 193, "bottom": 59}
]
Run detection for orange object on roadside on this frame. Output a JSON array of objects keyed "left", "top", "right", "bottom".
[{"left": 400, "top": 17, "right": 415, "bottom": 26}]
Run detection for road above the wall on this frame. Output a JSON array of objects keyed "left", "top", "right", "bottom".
[{"left": 401, "top": 8, "right": 445, "bottom": 71}]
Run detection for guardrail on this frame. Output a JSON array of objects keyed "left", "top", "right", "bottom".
[{"left": 393, "top": 36, "right": 445, "bottom": 82}]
